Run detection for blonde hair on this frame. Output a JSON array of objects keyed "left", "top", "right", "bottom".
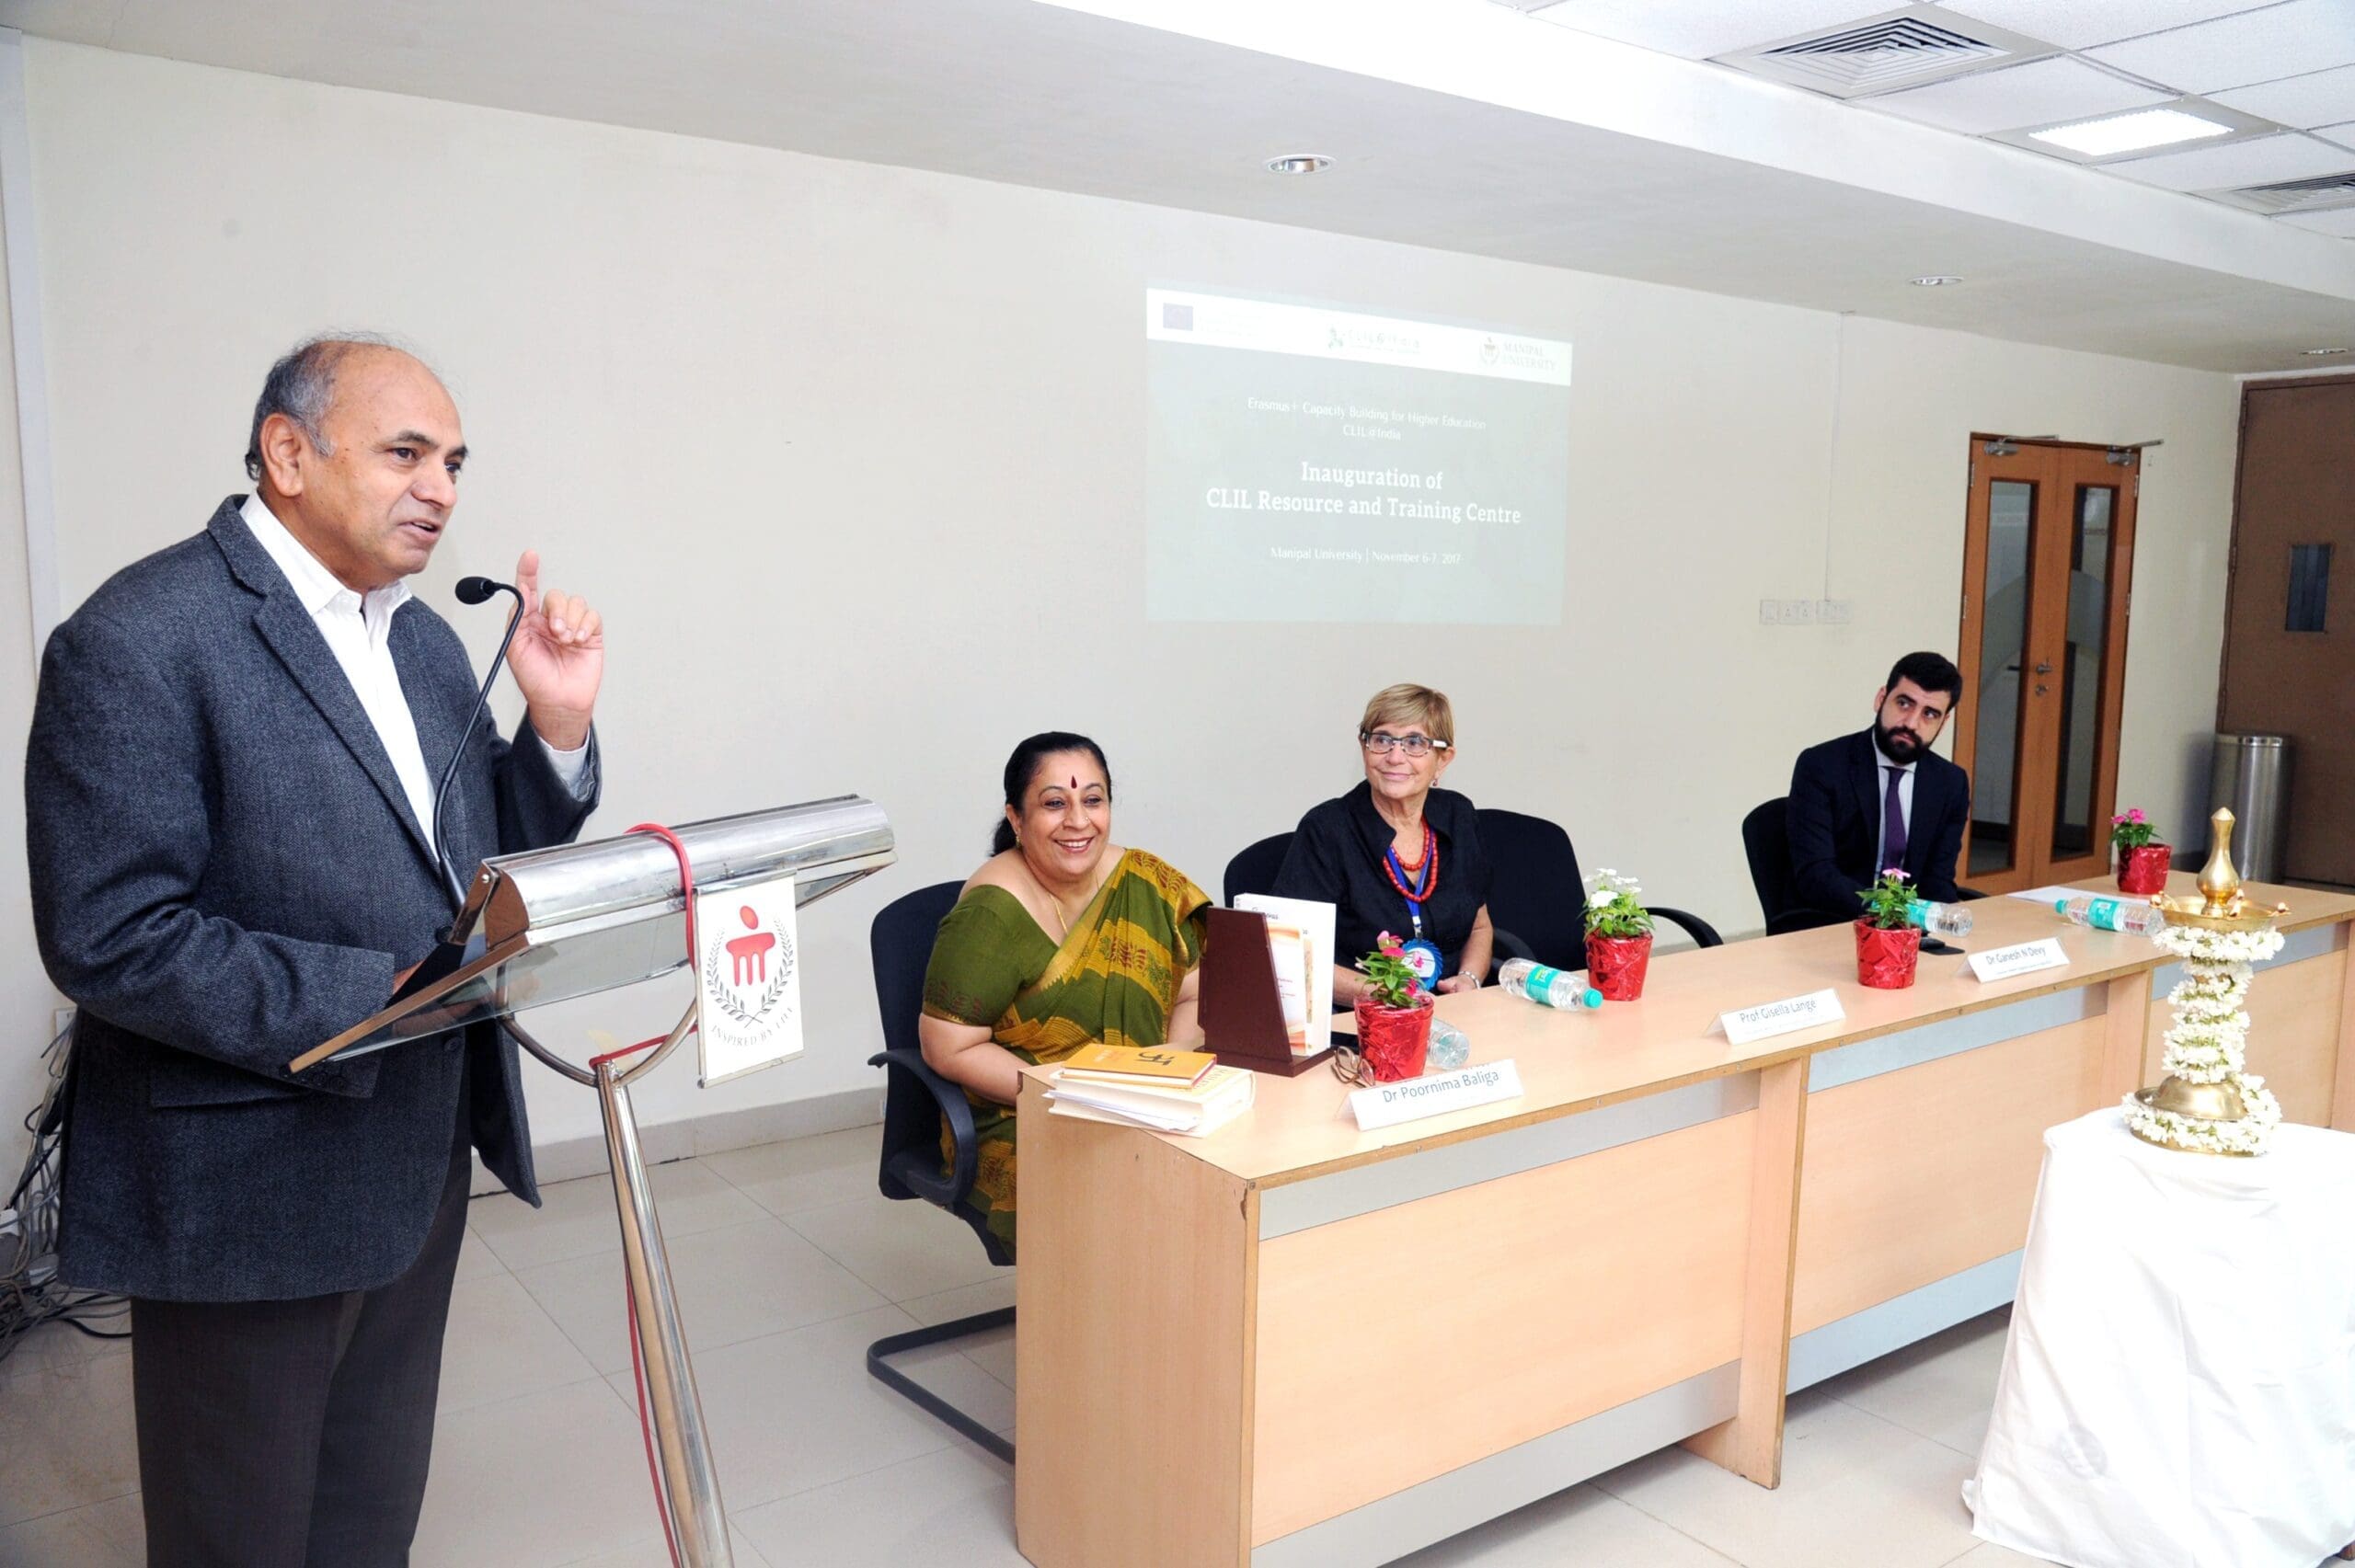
[{"left": 1359, "top": 683, "right": 1454, "bottom": 748}]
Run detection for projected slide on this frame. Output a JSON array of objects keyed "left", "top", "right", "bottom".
[{"left": 1146, "top": 288, "right": 1571, "bottom": 624}]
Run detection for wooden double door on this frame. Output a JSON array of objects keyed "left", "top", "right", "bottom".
[{"left": 1954, "top": 438, "right": 2140, "bottom": 894}]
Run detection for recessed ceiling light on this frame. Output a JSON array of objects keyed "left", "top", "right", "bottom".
[
  {"left": 2027, "top": 107, "right": 2235, "bottom": 159},
  {"left": 1265, "top": 154, "right": 1332, "bottom": 175},
  {"left": 2302, "top": 347, "right": 2351, "bottom": 356},
  {"left": 1912, "top": 275, "right": 1964, "bottom": 286}
]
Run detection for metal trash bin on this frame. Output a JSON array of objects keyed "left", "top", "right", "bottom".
[{"left": 2210, "top": 734, "right": 2291, "bottom": 882}]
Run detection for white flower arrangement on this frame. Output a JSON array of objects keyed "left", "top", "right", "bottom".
[
  {"left": 2123, "top": 921, "right": 2287, "bottom": 1153},
  {"left": 2126, "top": 1093, "right": 2279, "bottom": 1157},
  {"left": 1588, "top": 868, "right": 1641, "bottom": 903},
  {"left": 1583, "top": 868, "right": 1654, "bottom": 940}
]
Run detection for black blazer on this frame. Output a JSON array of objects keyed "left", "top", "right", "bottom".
[
  {"left": 1269, "top": 782, "right": 1493, "bottom": 980},
  {"left": 1786, "top": 728, "right": 1969, "bottom": 921},
  {"left": 25, "top": 498, "right": 598, "bottom": 1301}
]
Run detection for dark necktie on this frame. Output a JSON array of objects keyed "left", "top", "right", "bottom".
[{"left": 1883, "top": 765, "right": 1910, "bottom": 874}]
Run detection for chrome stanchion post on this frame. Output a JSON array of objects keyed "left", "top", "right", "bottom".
[{"left": 595, "top": 1002, "right": 730, "bottom": 1567}]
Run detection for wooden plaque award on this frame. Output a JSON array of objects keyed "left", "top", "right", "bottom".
[{"left": 1200, "top": 906, "right": 1333, "bottom": 1077}]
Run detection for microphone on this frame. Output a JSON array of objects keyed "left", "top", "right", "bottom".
[{"left": 430, "top": 577, "right": 528, "bottom": 915}]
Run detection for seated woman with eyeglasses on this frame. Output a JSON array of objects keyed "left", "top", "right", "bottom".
[
  {"left": 1270, "top": 683, "right": 1496, "bottom": 1001},
  {"left": 918, "top": 731, "right": 1211, "bottom": 1261}
]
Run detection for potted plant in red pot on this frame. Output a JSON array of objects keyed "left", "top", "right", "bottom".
[
  {"left": 1855, "top": 868, "right": 1922, "bottom": 990},
  {"left": 1584, "top": 869, "right": 1653, "bottom": 1001},
  {"left": 2111, "top": 808, "right": 2170, "bottom": 895},
  {"left": 1351, "top": 933, "right": 1434, "bottom": 1082}
]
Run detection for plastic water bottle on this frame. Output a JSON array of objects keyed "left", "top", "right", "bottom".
[
  {"left": 1499, "top": 958, "right": 1603, "bottom": 1010},
  {"left": 1907, "top": 899, "right": 1973, "bottom": 936},
  {"left": 2056, "top": 895, "right": 2165, "bottom": 937}
]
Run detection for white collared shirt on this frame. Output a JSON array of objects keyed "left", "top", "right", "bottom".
[
  {"left": 238, "top": 494, "right": 589, "bottom": 844},
  {"left": 1873, "top": 751, "right": 1918, "bottom": 872}
]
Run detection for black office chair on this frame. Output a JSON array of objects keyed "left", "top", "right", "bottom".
[
  {"left": 864, "top": 879, "right": 1013, "bottom": 1464},
  {"left": 1741, "top": 797, "right": 1847, "bottom": 937},
  {"left": 1476, "top": 807, "right": 1721, "bottom": 969},
  {"left": 1223, "top": 831, "right": 1294, "bottom": 905},
  {"left": 1742, "top": 795, "right": 1987, "bottom": 938}
]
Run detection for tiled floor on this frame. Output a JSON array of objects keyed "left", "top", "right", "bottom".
[{"left": 0, "top": 1126, "right": 2337, "bottom": 1567}]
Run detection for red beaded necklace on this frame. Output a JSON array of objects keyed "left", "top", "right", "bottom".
[{"left": 1381, "top": 824, "right": 1440, "bottom": 901}]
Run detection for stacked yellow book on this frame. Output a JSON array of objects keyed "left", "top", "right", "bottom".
[{"left": 1046, "top": 1044, "right": 1255, "bottom": 1137}]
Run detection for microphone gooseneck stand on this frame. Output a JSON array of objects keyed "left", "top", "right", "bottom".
[{"left": 431, "top": 576, "right": 528, "bottom": 914}]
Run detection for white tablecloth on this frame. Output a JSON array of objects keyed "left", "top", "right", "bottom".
[{"left": 1967, "top": 1109, "right": 2355, "bottom": 1567}]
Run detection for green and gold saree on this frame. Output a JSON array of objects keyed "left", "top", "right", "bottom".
[{"left": 919, "top": 849, "right": 1209, "bottom": 1258}]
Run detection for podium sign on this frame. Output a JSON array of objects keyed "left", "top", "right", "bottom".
[{"left": 695, "top": 875, "right": 805, "bottom": 1085}]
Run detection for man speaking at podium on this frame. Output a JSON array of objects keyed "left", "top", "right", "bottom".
[{"left": 25, "top": 337, "right": 603, "bottom": 1565}]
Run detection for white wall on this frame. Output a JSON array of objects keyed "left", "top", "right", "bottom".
[
  {"left": 4, "top": 40, "right": 2241, "bottom": 1156},
  {"left": 0, "top": 79, "right": 57, "bottom": 1176}
]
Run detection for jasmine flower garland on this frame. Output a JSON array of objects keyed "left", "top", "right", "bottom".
[{"left": 2123, "top": 922, "right": 2286, "bottom": 1154}]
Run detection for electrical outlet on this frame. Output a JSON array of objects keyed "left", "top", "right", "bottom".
[
  {"left": 1758, "top": 599, "right": 1782, "bottom": 625},
  {"left": 52, "top": 1006, "right": 75, "bottom": 1039},
  {"left": 1819, "top": 599, "right": 1854, "bottom": 624},
  {"left": 1782, "top": 598, "right": 1816, "bottom": 625}
]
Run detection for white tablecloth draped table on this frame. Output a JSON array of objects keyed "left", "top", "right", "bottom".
[{"left": 1966, "top": 1109, "right": 2355, "bottom": 1567}]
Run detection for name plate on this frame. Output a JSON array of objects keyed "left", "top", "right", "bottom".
[
  {"left": 1349, "top": 1059, "right": 1523, "bottom": 1131},
  {"left": 1713, "top": 989, "right": 1844, "bottom": 1046},
  {"left": 1969, "top": 937, "right": 2069, "bottom": 983}
]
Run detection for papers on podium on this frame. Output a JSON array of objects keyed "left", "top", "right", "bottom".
[{"left": 1047, "top": 1061, "right": 1256, "bottom": 1137}]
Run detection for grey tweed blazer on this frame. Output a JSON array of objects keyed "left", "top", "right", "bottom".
[{"left": 25, "top": 498, "right": 599, "bottom": 1301}]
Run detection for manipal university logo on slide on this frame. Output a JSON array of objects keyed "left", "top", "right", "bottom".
[
  {"left": 1143, "top": 287, "right": 1573, "bottom": 624},
  {"left": 695, "top": 875, "right": 805, "bottom": 1084}
]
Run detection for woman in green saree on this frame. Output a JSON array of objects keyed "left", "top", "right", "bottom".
[{"left": 919, "top": 732, "right": 1210, "bottom": 1260}]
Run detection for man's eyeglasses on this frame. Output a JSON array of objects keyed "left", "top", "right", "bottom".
[{"left": 1360, "top": 731, "right": 1450, "bottom": 758}]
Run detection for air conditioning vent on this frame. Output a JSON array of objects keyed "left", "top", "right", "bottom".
[
  {"left": 2210, "top": 171, "right": 2355, "bottom": 215},
  {"left": 1717, "top": 6, "right": 2054, "bottom": 99}
]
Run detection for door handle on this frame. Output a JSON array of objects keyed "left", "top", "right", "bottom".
[{"left": 2034, "top": 661, "right": 2054, "bottom": 675}]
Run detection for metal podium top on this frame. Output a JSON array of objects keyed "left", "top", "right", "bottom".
[{"left": 292, "top": 796, "right": 894, "bottom": 1071}]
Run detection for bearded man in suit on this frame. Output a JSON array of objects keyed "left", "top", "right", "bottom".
[{"left": 1786, "top": 651, "right": 1971, "bottom": 927}]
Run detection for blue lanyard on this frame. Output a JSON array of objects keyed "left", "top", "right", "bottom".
[{"left": 1384, "top": 846, "right": 1430, "bottom": 938}]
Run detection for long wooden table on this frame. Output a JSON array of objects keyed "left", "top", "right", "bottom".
[{"left": 1011, "top": 875, "right": 2355, "bottom": 1566}]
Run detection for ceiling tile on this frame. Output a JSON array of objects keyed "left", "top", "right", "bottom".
[
  {"left": 1938, "top": 1, "right": 2273, "bottom": 51},
  {"left": 1525, "top": 0, "right": 1893, "bottom": 61},
  {"left": 2216, "top": 65, "right": 2355, "bottom": 128},
  {"left": 2087, "top": 0, "right": 2355, "bottom": 95},
  {"left": 2276, "top": 206, "right": 2355, "bottom": 234},
  {"left": 2318, "top": 120, "right": 2355, "bottom": 148},
  {"left": 1871, "top": 54, "right": 2171, "bottom": 132},
  {"left": 2106, "top": 130, "right": 2354, "bottom": 188}
]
